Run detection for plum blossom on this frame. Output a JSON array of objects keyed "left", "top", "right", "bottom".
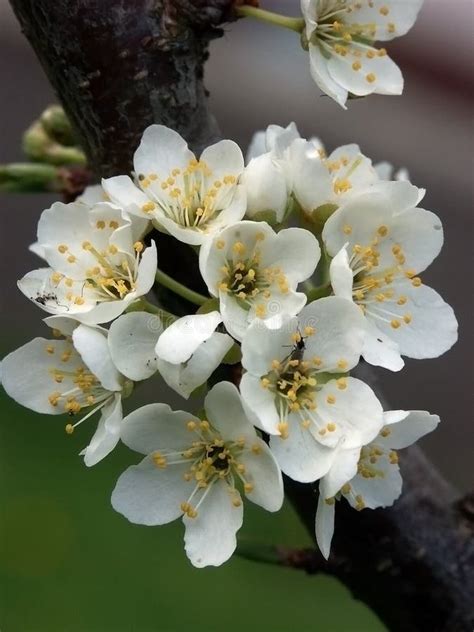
[
  {"left": 108, "top": 310, "right": 233, "bottom": 399},
  {"left": 240, "top": 297, "right": 384, "bottom": 482},
  {"left": 323, "top": 181, "right": 458, "bottom": 370},
  {"left": 199, "top": 220, "right": 320, "bottom": 341},
  {"left": 1, "top": 317, "right": 132, "bottom": 466},
  {"left": 18, "top": 199, "right": 156, "bottom": 324},
  {"left": 243, "top": 123, "right": 379, "bottom": 223},
  {"left": 102, "top": 125, "right": 246, "bottom": 246},
  {"left": 315, "top": 410, "right": 439, "bottom": 558},
  {"left": 111, "top": 382, "right": 283, "bottom": 567},
  {"left": 301, "top": 0, "right": 424, "bottom": 107}
]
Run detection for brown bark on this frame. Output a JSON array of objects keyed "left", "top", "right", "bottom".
[{"left": 9, "top": 1, "right": 474, "bottom": 630}]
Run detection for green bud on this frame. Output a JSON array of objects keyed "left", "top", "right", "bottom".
[{"left": 40, "top": 105, "right": 76, "bottom": 146}]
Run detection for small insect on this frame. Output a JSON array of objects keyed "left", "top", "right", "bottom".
[
  {"left": 33, "top": 292, "right": 58, "bottom": 306},
  {"left": 282, "top": 327, "right": 307, "bottom": 364},
  {"left": 33, "top": 292, "right": 69, "bottom": 311}
]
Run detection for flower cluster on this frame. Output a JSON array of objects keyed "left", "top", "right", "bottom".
[{"left": 1, "top": 122, "right": 456, "bottom": 566}]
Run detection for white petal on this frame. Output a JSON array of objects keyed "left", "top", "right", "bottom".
[
  {"left": 72, "top": 325, "right": 122, "bottom": 391},
  {"left": 133, "top": 124, "right": 194, "bottom": 181},
  {"left": 239, "top": 439, "right": 283, "bottom": 512},
  {"left": 72, "top": 297, "right": 131, "bottom": 325},
  {"left": 349, "top": 456, "right": 402, "bottom": 509},
  {"left": 204, "top": 381, "right": 256, "bottom": 443},
  {"left": 1, "top": 337, "right": 85, "bottom": 414},
  {"left": 218, "top": 291, "right": 251, "bottom": 342},
  {"left": 315, "top": 491, "right": 335, "bottom": 560},
  {"left": 361, "top": 318, "right": 404, "bottom": 372},
  {"left": 134, "top": 241, "right": 158, "bottom": 296},
  {"left": 327, "top": 46, "right": 403, "bottom": 97},
  {"left": 101, "top": 175, "right": 151, "bottom": 219},
  {"left": 198, "top": 220, "right": 274, "bottom": 296},
  {"left": 157, "top": 332, "right": 233, "bottom": 399},
  {"left": 329, "top": 246, "right": 353, "bottom": 301},
  {"left": 344, "top": 0, "right": 423, "bottom": 42},
  {"left": 82, "top": 394, "right": 123, "bottom": 466},
  {"left": 183, "top": 479, "right": 243, "bottom": 567},
  {"left": 18, "top": 268, "right": 96, "bottom": 317},
  {"left": 241, "top": 315, "right": 298, "bottom": 377},
  {"left": 288, "top": 139, "right": 333, "bottom": 213},
  {"left": 108, "top": 312, "right": 163, "bottom": 381},
  {"left": 155, "top": 311, "right": 222, "bottom": 364},
  {"left": 112, "top": 454, "right": 193, "bottom": 525},
  {"left": 200, "top": 139, "right": 244, "bottom": 183},
  {"left": 239, "top": 372, "right": 281, "bottom": 434},
  {"left": 320, "top": 446, "right": 361, "bottom": 499},
  {"left": 43, "top": 315, "right": 82, "bottom": 337},
  {"left": 38, "top": 201, "right": 127, "bottom": 278},
  {"left": 328, "top": 144, "right": 378, "bottom": 192},
  {"left": 323, "top": 183, "right": 442, "bottom": 274},
  {"left": 77, "top": 184, "right": 110, "bottom": 205},
  {"left": 367, "top": 282, "right": 458, "bottom": 359},
  {"left": 308, "top": 45, "right": 348, "bottom": 108},
  {"left": 209, "top": 184, "right": 247, "bottom": 233},
  {"left": 266, "top": 122, "right": 301, "bottom": 157},
  {"left": 242, "top": 154, "right": 288, "bottom": 222},
  {"left": 270, "top": 419, "right": 337, "bottom": 483},
  {"left": 120, "top": 403, "right": 199, "bottom": 455},
  {"left": 314, "top": 378, "right": 384, "bottom": 450},
  {"left": 261, "top": 227, "right": 320, "bottom": 284},
  {"left": 300, "top": 297, "right": 366, "bottom": 372},
  {"left": 379, "top": 410, "right": 440, "bottom": 449}
]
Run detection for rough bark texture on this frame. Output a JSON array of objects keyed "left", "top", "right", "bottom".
[
  {"left": 9, "top": 1, "right": 474, "bottom": 630},
  {"left": 285, "top": 448, "right": 474, "bottom": 632},
  {"left": 10, "top": 0, "right": 232, "bottom": 176}
]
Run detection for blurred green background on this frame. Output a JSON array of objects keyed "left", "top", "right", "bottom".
[{"left": 0, "top": 368, "right": 385, "bottom": 632}]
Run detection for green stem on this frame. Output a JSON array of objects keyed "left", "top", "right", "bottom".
[
  {"left": 236, "top": 6, "right": 305, "bottom": 33},
  {"left": 155, "top": 269, "right": 208, "bottom": 306}
]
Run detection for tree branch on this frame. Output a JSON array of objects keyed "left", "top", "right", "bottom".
[
  {"left": 10, "top": 0, "right": 235, "bottom": 176},
  {"left": 9, "top": 1, "right": 474, "bottom": 630}
]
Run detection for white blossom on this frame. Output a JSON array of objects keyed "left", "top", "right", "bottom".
[
  {"left": 108, "top": 310, "right": 233, "bottom": 399},
  {"left": 323, "top": 181, "right": 458, "bottom": 370},
  {"left": 315, "top": 409, "right": 439, "bottom": 558},
  {"left": 199, "top": 220, "right": 320, "bottom": 341},
  {"left": 243, "top": 123, "right": 379, "bottom": 222},
  {"left": 240, "top": 297, "right": 384, "bottom": 482},
  {"left": 18, "top": 200, "right": 156, "bottom": 324},
  {"left": 102, "top": 125, "right": 246, "bottom": 246},
  {"left": 301, "top": 0, "right": 423, "bottom": 108},
  {"left": 111, "top": 381, "right": 283, "bottom": 567},
  {"left": 0, "top": 317, "right": 131, "bottom": 466}
]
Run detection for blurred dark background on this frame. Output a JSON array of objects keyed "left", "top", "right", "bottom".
[{"left": 0, "top": 1, "right": 473, "bottom": 630}]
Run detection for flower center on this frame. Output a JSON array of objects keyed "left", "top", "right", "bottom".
[
  {"left": 343, "top": 226, "right": 422, "bottom": 330},
  {"left": 264, "top": 349, "right": 319, "bottom": 415},
  {"left": 218, "top": 239, "right": 289, "bottom": 315},
  {"left": 152, "top": 419, "right": 261, "bottom": 519},
  {"left": 54, "top": 238, "right": 144, "bottom": 305},
  {"left": 260, "top": 330, "right": 350, "bottom": 439},
  {"left": 137, "top": 160, "right": 237, "bottom": 232}
]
